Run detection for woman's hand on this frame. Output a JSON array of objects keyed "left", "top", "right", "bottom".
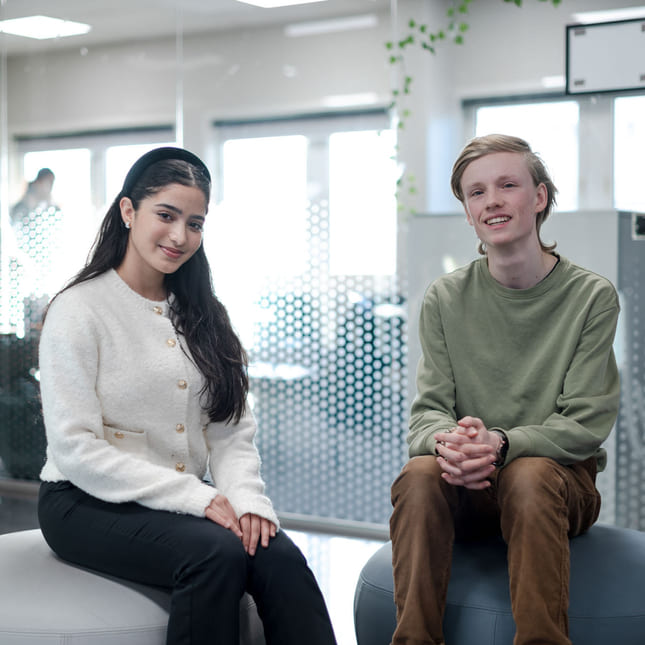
[
  {"left": 240, "top": 513, "right": 277, "bottom": 556},
  {"left": 204, "top": 494, "right": 243, "bottom": 538}
]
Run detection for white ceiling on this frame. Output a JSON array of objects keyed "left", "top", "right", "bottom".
[{"left": 0, "top": 0, "right": 391, "bottom": 55}]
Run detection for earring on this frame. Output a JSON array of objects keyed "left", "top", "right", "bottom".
[{"left": 125, "top": 221, "right": 131, "bottom": 229}]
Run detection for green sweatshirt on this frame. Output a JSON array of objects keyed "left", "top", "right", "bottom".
[{"left": 409, "top": 255, "right": 620, "bottom": 471}]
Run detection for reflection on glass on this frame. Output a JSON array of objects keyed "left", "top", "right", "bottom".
[
  {"left": 614, "top": 95, "right": 645, "bottom": 213},
  {"left": 476, "top": 101, "right": 580, "bottom": 211},
  {"left": 3, "top": 149, "right": 91, "bottom": 336}
]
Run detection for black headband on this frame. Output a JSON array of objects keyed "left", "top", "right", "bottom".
[{"left": 120, "top": 146, "right": 211, "bottom": 198}]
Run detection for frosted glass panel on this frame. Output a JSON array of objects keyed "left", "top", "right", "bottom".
[{"left": 209, "top": 123, "right": 407, "bottom": 525}]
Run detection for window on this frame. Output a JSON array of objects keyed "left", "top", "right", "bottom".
[
  {"left": 105, "top": 141, "right": 174, "bottom": 201},
  {"left": 3, "top": 134, "right": 176, "bottom": 335},
  {"left": 210, "top": 113, "right": 406, "bottom": 525},
  {"left": 329, "top": 129, "right": 397, "bottom": 275},
  {"left": 614, "top": 95, "right": 645, "bottom": 213},
  {"left": 475, "top": 100, "right": 580, "bottom": 211},
  {"left": 4, "top": 148, "right": 91, "bottom": 336}
]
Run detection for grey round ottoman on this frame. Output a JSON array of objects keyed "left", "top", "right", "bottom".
[
  {"left": 354, "top": 523, "right": 645, "bottom": 645},
  {"left": 0, "top": 529, "right": 265, "bottom": 645}
]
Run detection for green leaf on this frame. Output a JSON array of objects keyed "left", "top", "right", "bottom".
[
  {"left": 459, "top": 22, "right": 469, "bottom": 32},
  {"left": 385, "top": 41, "right": 393, "bottom": 50},
  {"left": 454, "top": 35, "right": 464, "bottom": 44},
  {"left": 408, "top": 19, "right": 416, "bottom": 28}
]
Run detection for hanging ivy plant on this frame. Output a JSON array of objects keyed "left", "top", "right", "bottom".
[{"left": 387, "top": 0, "right": 563, "bottom": 209}]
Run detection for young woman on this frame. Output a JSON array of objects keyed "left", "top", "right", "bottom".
[{"left": 37, "top": 147, "right": 337, "bottom": 645}]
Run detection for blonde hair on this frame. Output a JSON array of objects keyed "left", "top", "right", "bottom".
[{"left": 450, "top": 134, "right": 558, "bottom": 255}]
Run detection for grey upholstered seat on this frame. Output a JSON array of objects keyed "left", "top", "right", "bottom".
[
  {"left": 354, "top": 523, "right": 645, "bottom": 645},
  {"left": 0, "top": 528, "right": 265, "bottom": 645}
]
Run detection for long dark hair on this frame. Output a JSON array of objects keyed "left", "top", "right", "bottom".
[{"left": 48, "top": 154, "right": 249, "bottom": 424}]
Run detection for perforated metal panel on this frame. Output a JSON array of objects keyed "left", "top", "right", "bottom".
[{"left": 615, "top": 212, "right": 645, "bottom": 530}]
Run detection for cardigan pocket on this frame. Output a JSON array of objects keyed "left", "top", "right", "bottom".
[{"left": 103, "top": 425, "right": 148, "bottom": 457}]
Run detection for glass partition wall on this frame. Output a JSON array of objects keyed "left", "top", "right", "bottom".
[
  {"left": 0, "top": 2, "right": 183, "bottom": 487},
  {"left": 0, "top": 0, "right": 403, "bottom": 532}
]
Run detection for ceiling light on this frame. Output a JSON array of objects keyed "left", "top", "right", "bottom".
[
  {"left": 0, "top": 15, "right": 91, "bottom": 40},
  {"left": 571, "top": 7, "right": 645, "bottom": 24},
  {"left": 286, "top": 14, "right": 378, "bottom": 37},
  {"left": 235, "top": 0, "right": 327, "bottom": 8}
]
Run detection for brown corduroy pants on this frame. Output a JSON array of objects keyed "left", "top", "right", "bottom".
[{"left": 389, "top": 456, "right": 601, "bottom": 645}]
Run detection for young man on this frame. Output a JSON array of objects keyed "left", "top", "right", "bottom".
[{"left": 390, "top": 134, "right": 620, "bottom": 645}]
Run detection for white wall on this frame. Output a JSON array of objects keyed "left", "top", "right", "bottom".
[
  {"left": 6, "top": 13, "right": 393, "bottom": 149},
  {"left": 6, "top": 0, "right": 644, "bottom": 211},
  {"left": 393, "top": 0, "right": 645, "bottom": 212}
]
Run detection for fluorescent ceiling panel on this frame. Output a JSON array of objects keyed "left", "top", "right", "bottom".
[
  {"left": 285, "top": 13, "right": 378, "bottom": 37},
  {"left": 0, "top": 15, "right": 91, "bottom": 40},
  {"left": 571, "top": 7, "right": 645, "bottom": 24},
  {"left": 236, "top": 0, "right": 327, "bottom": 8}
]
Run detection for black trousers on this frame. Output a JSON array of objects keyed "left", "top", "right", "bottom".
[{"left": 38, "top": 481, "right": 337, "bottom": 645}]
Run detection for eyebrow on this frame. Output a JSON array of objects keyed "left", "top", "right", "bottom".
[
  {"left": 155, "top": 202, "right": 205, "bottom": 220},
  {"left": 465, "top": 174, "right": 521, "bottom": 190}
]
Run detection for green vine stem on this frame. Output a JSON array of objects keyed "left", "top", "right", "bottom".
[{"left": 387, "top": 0, "right": 563, "bottom": 210}]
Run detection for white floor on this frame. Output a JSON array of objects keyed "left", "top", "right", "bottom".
[{"left": 289, "top": 530, "right": 386, "bottom": 645}]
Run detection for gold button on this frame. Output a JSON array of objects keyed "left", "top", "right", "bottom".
[
  {"left": 167, "top": 338, "right": 176, "bottom": 348},
  {"left": 153, "top": 306, "right": 163, "bottom": 315},
  {"left": 175, "top": 462, "right": 185, "bottom": 472},
  {"left": 177, "top": 379, "right": 187, "bottom": 389},
  {"left": 114, "top": 431, "right": 124, "bottom": 439},
  {"left": 176, "top": 423, "right": 185, "bottom": 433}
]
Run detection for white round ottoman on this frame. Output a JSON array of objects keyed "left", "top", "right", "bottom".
[{"left": 0, "top": 529, "right": 265, "bottom": 644}]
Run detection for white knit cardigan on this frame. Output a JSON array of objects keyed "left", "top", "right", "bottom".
[{"left": 39, "top": 269, "right": 278, "bottom": 526}]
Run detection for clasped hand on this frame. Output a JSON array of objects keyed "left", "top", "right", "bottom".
[
  {"left": 434, "top": 416, "right": 500, "bottom": 490},
  {"left": 204, "top": 494, "right": 276, "bottom": 556}
]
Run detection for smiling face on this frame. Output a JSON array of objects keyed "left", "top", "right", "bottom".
[
  {"left": 460, "top": 151, "right": 547, "bottom": 254},
  {"left": 119, "top": 182, "right": 207, "bottom": 292}
]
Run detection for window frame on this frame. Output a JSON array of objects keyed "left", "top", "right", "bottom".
[{"left": 461, "top": 91, "right": 645, "bottom": 213}]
